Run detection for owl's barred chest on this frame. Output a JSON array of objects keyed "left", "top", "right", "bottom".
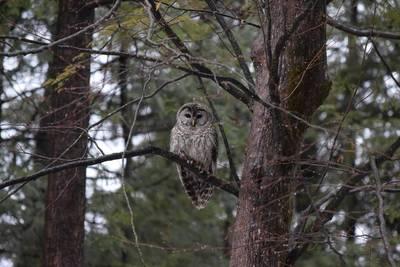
[{"left": 171, "top": 126, "right": 216, "bottom": 165}]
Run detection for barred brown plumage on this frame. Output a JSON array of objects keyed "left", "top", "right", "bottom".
[{"left": 170, "top": 103, "right": 218, "bottom": 209}]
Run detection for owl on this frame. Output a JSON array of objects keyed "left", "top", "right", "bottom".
[{"left": 170, "top": 102, "right": 218, "bottom": 209}]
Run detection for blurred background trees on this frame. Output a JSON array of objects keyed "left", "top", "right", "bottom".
[{"left": 0, "top": 0, "right": 400, "bottom": 266}]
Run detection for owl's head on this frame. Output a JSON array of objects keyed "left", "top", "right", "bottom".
[{"left": 176, "top": 102, "right": 214, "bottom": 129}]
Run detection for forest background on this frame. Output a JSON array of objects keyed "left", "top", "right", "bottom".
[{"left": 1, "top": 0, "right": 400, "bottom": 266}]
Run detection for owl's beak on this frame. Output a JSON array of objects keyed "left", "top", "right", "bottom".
[{"left": 191, "top": 119, "right": 196, "bottom": 127}]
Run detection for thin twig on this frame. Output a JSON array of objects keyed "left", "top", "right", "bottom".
[
  {"left": 370, "top": 39, "right": 400, "bottom": 89},
  {"left": 117, "top": 45, "right": 147, "bottom": 267},
  {"left": 370, "top": 156, "right": 396, "bottom": 267}
]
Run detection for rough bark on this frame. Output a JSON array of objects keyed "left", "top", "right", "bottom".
[
  {"left": 0, "top": 42, "right": 3, "bottom": 141},
  {"left": 229, "top": 1, "right": 329, "bottom": 266},
  {"left": 41, "top": 1, "right": 94, "bottom": 266}
]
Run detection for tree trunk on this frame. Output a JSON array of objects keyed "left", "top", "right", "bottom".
[
  {"left": 229, "top": 1, "right": 329, "bottom": 266},
  {"left": 41, "top": 1, "right": 94, "bottom": 266},
  {"left": 118, "top": 44, "right": 133, "bottom": 177}
]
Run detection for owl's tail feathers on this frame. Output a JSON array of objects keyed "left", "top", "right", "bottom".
[
  {"left": 179, "top": 167, "right": 214, "bottom": 209},
  {"left": 192, "top": 183, "right": 213, "bottom": 209}
]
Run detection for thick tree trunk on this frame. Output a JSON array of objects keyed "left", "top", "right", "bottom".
[
  {"left": 230, "top": 1, "right": 329, "bottom": 266},
  {"left": 41, "top": 1, "right": 94, "bottom": 266}
]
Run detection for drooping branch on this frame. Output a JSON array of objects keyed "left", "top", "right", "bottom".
[{"left": 0, "top": 146, "right": 239, "bottom": 197}]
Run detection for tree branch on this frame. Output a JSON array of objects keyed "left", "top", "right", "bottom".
[
  {"left": 0, "top": 36, "right": 254, "bottom": 107},
  {"left": 327, "top": 15, "right": 400, "bottom": 40},
  {"left": 0, "top": 0, "right": 121, "bottom": 57},
  {"left": 370, "top": 39, "right": 400, "bottom": 88},
  {"left": 1, "top": 37, "right": 254, "bottom": 112},
  {"left": 287, "top": 136, "right": 400, "bottom": 264},
  {"left": 0, "top": 34, "right": 328, "bottom": 132},
  {"left": 159, "top": 1, "right": 260, "bottom": 28},
  {"left": 175, "top": 66, "right": 253, "bottom": 106},
  {"left": 0, "top": 146, "right": 239, "bottom": 197},
  {"left": 205, "top": 0, "right": 255, "bottom": 91},
  {"left": 144, "top": 0, "right": 253, "bottom": 107}
]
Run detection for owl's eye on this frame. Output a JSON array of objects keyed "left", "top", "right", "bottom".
[
  {"left": 184, "top": 113, "right": 191, "bottom": 118},
  {"left": 196, "top": 114, "right": 203, "bottom": 119}
]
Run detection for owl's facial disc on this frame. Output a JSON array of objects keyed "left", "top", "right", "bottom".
[
  {"left": 177, "top": 104, "right": 211, "bottom": 129},
  {"left": 194, "top": 110, "right": 208, "bottom": 126},
  {"left": 178, "top": 107, "right": 193, "bottom": 126}
]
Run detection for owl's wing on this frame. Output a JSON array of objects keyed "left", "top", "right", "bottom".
[{"left": 169, "top": 126, "right": 180, "bottom": 154}]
